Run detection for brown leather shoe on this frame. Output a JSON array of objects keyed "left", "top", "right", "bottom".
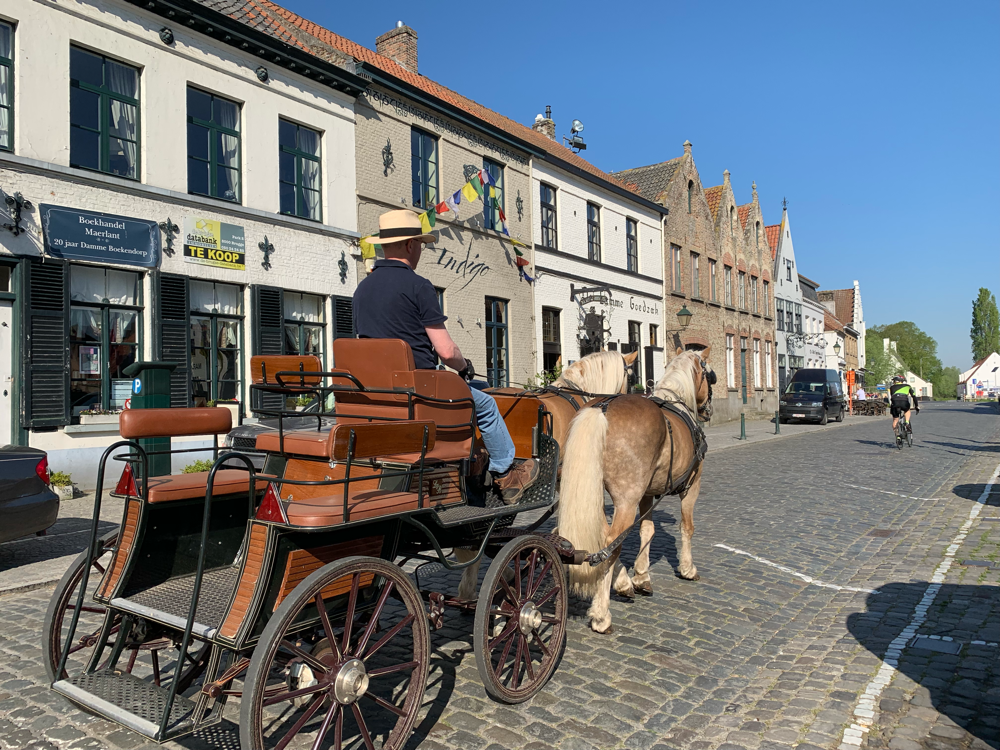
[{"left": 496, "top": 459, "right": 540, "bottom": 505}]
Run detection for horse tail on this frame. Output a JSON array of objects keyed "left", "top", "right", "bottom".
[{"left": 559, "top": 407, "right": 609, "bottom": 597}]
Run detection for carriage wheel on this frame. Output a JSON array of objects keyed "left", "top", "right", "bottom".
[
  {"left": 240, "top": 556, "right": 429, "bottom": 750},
  {"left": 474, "top": 535, "right": 567, "bottom": 704}
]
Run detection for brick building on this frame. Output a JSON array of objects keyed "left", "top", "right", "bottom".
[{"left": 615, "top": 142, "right": 778, "bottom": 423}]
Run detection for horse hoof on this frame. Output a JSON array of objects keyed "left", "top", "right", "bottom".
[
  {"left": 592, "top": 624, "right": 614, "bottom": 635},
  {"left": 633, "top": 581, "right": 653, "bottom": 596},
  {"left": 675, "top": 571, "right": 700, "bottom": 581}
]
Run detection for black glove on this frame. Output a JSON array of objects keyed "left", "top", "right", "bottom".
[{"left": 460, "top": 359, "right": 475, "bottom": 382}]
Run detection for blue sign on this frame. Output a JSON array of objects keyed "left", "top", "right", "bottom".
[
  {"left": 132, "top": 378, "right": 142, "bottom": 395},
  {"left": 40, "top": 204, "right": 161, "bottom": 268}
]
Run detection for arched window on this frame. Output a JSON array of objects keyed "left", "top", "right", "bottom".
[
  {"left": 687, "top": 180, "right": 693, "bottom": 213},
  {"left": 755, "top": 221, "right": 760, "bottom": 246}
]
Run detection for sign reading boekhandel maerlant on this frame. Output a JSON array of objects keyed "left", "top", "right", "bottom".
[
  {"left": 183, "top": 217, "right": 245, "bottom": 270},
  {"left": 39, "top": 204, "right": 160, "bottom": 268}
]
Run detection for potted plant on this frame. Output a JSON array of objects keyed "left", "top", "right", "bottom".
[
  {"left": 294, "top": 396, "right": 313, "bottom": 412},
  {"left": 182, "top": 459, "right": 215, "bottom": 474},
  {"left": 78, "top": 408, "right": 122, "bottom": 426},
  {"left": 49, "top": 471, "right": 75, "bottom": 500}
]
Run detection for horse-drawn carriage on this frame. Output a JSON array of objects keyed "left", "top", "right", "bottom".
[{"left": 46, "top": 338, "right": 581, "bottom": 749}]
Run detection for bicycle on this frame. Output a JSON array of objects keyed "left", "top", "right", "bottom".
[{"left": 894, "top": 404, "right": 917, "bottom": 450}]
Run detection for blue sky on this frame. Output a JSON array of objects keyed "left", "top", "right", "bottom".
[{"left": 289, "top": 0, "right": 998, "bottom": 370}]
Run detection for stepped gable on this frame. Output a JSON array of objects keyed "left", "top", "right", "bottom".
[
  {"left": 611, "top": 157, "right": 683, "bottom": 203},
  {"left": 208, "top": 0, "right": 638, "bottom": 195}
]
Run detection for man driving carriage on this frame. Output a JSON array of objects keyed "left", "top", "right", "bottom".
[{"left": 354, "top": 209, "right": 539, "bottom": 503}]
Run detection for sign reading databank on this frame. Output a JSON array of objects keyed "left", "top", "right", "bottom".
[
  {"left": 184, "top": 217, "right": 245, "bottom": 270},
  {"left": 40, "top": 204, "right": 161, "bottom": 268}
]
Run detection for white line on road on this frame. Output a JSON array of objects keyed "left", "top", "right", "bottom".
[
  {"left": 837, "top": 461, "right": 1000, "bottom": 750},
  {"left": 843, "top": 483, "right": 944, "bottom": 502},
  {"left": 713, "top": 544, "right": 879, "bottom": 594}
]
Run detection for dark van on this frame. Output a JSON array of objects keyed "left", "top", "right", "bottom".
[{"left": 778, "top": 368, "right": 847, "bottom": 425}]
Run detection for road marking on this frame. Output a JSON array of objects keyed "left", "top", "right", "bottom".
[
  {"left": 838, "top": 461, "right": 1000, "bottom": 750},
  {"left": 713, "top": 544, "right": 879, "bottom": 594},
  {"left": 843, "top": 484, "right": 943, "bottom": 501}
]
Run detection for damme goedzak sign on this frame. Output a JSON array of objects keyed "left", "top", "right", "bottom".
[
  {"left": 40, "top": 205, "right": 161, "bottom": 268},
  {"left": 183, "top": 217, "right": 245, "bottom": 270}
]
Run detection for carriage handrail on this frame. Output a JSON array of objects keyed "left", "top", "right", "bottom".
[
  {"left": 55, "top": 441, "right": 149, "bottom": 683},
  {"left": 158, "top": 450, "right": 258, "bottom": 739}
]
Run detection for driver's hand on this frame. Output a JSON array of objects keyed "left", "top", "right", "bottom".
[{"left": 460, "top": 359, "right": 475, "bottom": 381}]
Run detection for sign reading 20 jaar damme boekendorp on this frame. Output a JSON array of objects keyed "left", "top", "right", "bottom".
[
  {"left": 39, "top": 204, "right": 161, "bottom": 268},
  {"left": 183, "top": 216, "right": 245, "bottom": 270}
]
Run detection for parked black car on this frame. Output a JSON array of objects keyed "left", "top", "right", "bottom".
[
  {"left": 0, "top": 447, "right": 60, "bottom": 543},
  {"left": 224, "top": 397, "right": 335, "bottom": 469},
  {"left": 778, "top": 368, "right": 847, "bottom": 425}
]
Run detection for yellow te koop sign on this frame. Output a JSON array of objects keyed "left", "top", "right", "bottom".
[{"left": 183, "top": 217, "right": 246, "bottom": 270}]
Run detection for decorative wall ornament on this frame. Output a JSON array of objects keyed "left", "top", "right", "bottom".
[
  {"left": 2, "top": 191, "right": 33, "bottom": 236},
  {"left": 158, "top": 217, "right": 179, "bottom": 255},
  {"left": 338, "top": 251, "right": 348, "bottom": 284},
  {"left": 462, "top": 164, "right": 480, "bottom": 183},
  {"left": 255, "top": 66, "right": 269, "bottom": 83},
  {"left": 259, "top": 235, "right": 275, "bottom": 270},
  {"left": 381, "top": 138, "right": 394, "bottom": 177},
  {"left": 159, "top": 27, "right": 174, "bottom": 45},
  {"left": 515, "top": 190, "right": 524, "bottom": 221}
]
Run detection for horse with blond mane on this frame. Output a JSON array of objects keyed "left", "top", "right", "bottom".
[{"left": 558, "top": 348, "right": 715, "bottom": 633}]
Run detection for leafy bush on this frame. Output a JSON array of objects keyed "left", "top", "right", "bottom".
[
  {"left": 525, "top": 365, "right": 562, "bottom": 388},
  {"left": 296, "top": 396, "right": 313, "bottom": 407},
  {"left": 49, "top": 471, "right": 72, "bottom": 486},
  {"left": 182, "top": 459, "right": 215, "bottom": 474}
]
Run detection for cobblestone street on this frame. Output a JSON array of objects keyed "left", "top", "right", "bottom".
[{"left": 0, "top": 402, "right": 997, "bottom": 750}]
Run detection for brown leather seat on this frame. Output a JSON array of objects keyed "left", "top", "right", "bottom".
[
  {"left": 120, "top": 407, "right": 231, "bottom": 439},
  {"left": 255, "top": 430, "right": 329, "bottom": 457},
  {"left": 249, "top": 354, "right": 323, "bottom": 387},
  {"left": 333, "top": 339, "right": 415, "bottom": 424},
  {"left": 145, "top": 470, "right": 268, "bottom": 503},
  {"left": 285, "top": 485, "right": 462, "bottom": 527}
]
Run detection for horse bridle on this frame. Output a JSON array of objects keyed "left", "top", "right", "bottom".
[{"left": 697, "top": 357, "right": 716, "bottom": 421}]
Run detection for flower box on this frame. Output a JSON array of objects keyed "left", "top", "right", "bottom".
[{"left": 79, "top": 414, "right": 121, "bottom": 426}]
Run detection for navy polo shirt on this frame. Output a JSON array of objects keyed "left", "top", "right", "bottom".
[{"left": 352, "top": 259, "right": 446, "bottom": 370}]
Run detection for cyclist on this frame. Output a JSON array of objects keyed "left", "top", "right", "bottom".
[{"left": 889, "top": 375, "right": 920, "bottom": 444}]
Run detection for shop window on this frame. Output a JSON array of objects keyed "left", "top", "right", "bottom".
[
  {"left": 542, "top": 307, "right": 561, "bottom": 373},
  {"left": 0, "top": 22, "right": 12, "bottom": 151},
  {"left": 279, "top": 119, "right": 322, "bottom": 221},
  {"left": 626, "top": 218, "right": 638, "bottom": 273},
  {"left": 411, "top": 128, "right": 438, "bottom": 209},
  {"left": 67, "top": 266, "right": 141, "bottom": 421},
  {"left": 190, "top": 280, "right": 242, "bottom": 406},
  {"left": 284, "top": 292, "right": 325, "bottom": 362},
  {"left": 627, "top": 321, "right": 642, "bottom": 387},
  {"left": 70, "top": 47, "right": 139, "bottom": 179},
  {"left": 587, "top": 203, "right": 601, "bottom": 262},
  {"left": 540, "top": 184, "right": 557, "bottom": 249},
  {"left": 485, "top": 297, "right": 508, "bottom": 387},
  {"left": 649, "top": 324, "right": 658, "bottom": 348},
  {"left": 187, "top": 87, "right": 241, "bottom": 202},
  {"left": 482, "top": 157, "right": 504, "bottom": 231}
]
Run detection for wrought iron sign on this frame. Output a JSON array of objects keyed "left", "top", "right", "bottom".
[
  {"left": 463, "top": 164, "right": 480, "bottom": 182},
  {"left": 569, "top": 282, "right": 612, "bottom": 304},
  {"left": 381, "top": 138, "right": 394, "bottom": 176},
  {"left": 3, "top": 191, "right": 32, "bottom": 236},
  {"left": 259, "top": 235, "right": 275, "bottom": 270},
  {"left": 158, "top": 217, "right": 179, "bottom": 255},
  {"left": 515, "top": 190, "right": 524, "bottom": 221},
  {"left": 338, "top": 251, "right": 348, "bottom": 284}
]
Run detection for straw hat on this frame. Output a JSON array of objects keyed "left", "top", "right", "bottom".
[{"left": 361, "top": 209, "right": 436, "bottom": 245}]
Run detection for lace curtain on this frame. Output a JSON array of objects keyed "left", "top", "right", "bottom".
[{"left": 191, "top": 280, "right": 240, "bottom": 315}]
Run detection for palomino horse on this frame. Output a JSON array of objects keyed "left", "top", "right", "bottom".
[
  {"left": 558, "top": 348, "right": 714, "bottom": 633},
  {"left": 454, "top": 350, "right": 637, "bottom": 600}
]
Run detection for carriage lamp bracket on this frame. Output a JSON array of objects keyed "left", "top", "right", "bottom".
[{"left": 3, "top": 191, "right": 33, "bottom": 236}]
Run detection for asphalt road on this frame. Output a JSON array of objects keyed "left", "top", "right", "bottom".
[{"left": 0, "top": 401, "right": 996, "bottom": 750}]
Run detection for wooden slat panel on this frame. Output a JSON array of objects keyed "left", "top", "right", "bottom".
[
  {"left": 280, "top": 459, "right": 381, "bottom": 502},
  {"left": 98, "top": 499, "right": 141, "bottom": 599},
  {"left": 273, "top": 536, "right": 383, "bottom": 610},
  {"left": 219, "top": 523, "right": 270, "bottom": 639},
  {"left": 415, "top": 467, "right": 464, "bottom": 506}
]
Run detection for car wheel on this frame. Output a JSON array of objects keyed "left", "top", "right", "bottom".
[
  {"left": 819, "top": 408, "right": 828, "bottom": 425},
  {"left": 836, "top": 406, "right": 845, "bottom": 422},
  {"left": 778, "top": 416, "right": 787, "bottom": 424}
]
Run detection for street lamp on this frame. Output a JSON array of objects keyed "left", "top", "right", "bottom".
[
  {"left": 676, "top": 305, "right": 693, "bottom": 329},
  {"left": 833, "top": 340, "right": 841, "bottom": 357}
]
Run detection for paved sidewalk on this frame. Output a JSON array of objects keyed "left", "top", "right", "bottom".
[{"left": 703, "top": 410, "right": 889, "bottom": 452}]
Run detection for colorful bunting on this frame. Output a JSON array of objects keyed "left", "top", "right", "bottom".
[
  {"left": 470, "top": 175, "right": 484, "bottom": 195},
  {"left": 479, "top": 169, "right": 494, "bottom": 187},
  {"left": 435, "top": 201, "right": 449, "bottom": 215},
  {"left": 461, "top": 181, "right": 479, "bottom": 203},
  {"left": 359, "top": 238, "right": 378, "bottom": 260},
  {"left": 419, "top": 209, "right": 436, "bottom": 234},
  {"left": 515, "top": 256, "right": 529, "bottom": 267},
  {"left": 446, "top": 194, "right": 461, "bottom": 218}
]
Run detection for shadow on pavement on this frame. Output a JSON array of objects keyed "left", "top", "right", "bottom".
[
  {"left": 847, "top": 583, "right": 1000, "bottom": 747},
  {"left": 0, "top": 517, "right": 117, "bottom": 571},
  {"left": 924, "top": 440, "right": 1000, "bottom": 453}
]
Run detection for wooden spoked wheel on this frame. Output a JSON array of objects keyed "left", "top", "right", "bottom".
[
  {"left": 474, "top": 535, "right": 567, "bottom": 704},
  {"left": 240, "top": 556, "right": 430, "bottom": 750}
]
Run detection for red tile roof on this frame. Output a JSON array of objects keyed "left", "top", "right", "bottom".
[
  {"left": 737, "top": 203, "right": 752, "bottom": 231},
  {"left": 246, "top": 0, "right": 638, "bottom": 194},
  {"left": 959, "top": 354, "right": 997, "bottom": 383},
  {"left": 765, "top": 223, "right": 781, "bottom": 260},
  {"left": 818, "top": 288, "right": 855, "bottom": 326},
  {"left": 703, "top": 185, "right": 723, "bottom": 219},
  {"left": 824, "top": 310, "right": 844, "bottom": 332}
]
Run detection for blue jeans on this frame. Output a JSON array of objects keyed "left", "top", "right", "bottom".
[{"left": 468, "top": 381, "right": 515, "bottom": 474}]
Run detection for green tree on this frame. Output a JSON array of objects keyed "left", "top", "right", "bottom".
[
  {"left": 933, "top": 366, "right": 960, "bottom": 401},
  {"left": 864, "top": 343, "right": 897, "bottom": 388},
  {"left": 970, "top": 287, "right": 1000, "bottom": 362},
  {"left": 868, "top": 322, "right": 942, "bottom": 384}
]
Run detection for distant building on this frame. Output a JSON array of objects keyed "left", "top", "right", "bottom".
[
  {"left": 818, "top": 282, "right": 866, "bottom": 371},
  {"left": 958, "top": 352, "right": 1000, "bottom": 399},
  {"left": 883, "top": 339, "right": 934, "bottom": 398},
  {"left": 797, "top": 275, "right": 829, "bottom": 372}
]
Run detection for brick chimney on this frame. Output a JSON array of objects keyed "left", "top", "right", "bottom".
[
  {"left": 532, "top": 105, "right": 556, "bottom": 140},
  {"left": 376, "top": 22, "right": 418, "bottom": 73}
]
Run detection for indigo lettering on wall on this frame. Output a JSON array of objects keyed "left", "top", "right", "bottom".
[{"left": 436, "top": 246, "right": 490, "bottom": 289}]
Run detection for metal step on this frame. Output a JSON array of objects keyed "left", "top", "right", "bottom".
[{"left": 53, "top": 671, "right": 197, "bottom": 740}]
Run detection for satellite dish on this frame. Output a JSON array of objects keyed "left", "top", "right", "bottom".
[{"left": 571, "top": 119, "right": 585, "bottom": 133}]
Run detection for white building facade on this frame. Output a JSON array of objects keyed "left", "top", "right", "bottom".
[
  {"left": 0, "top": 0, "right": 366, "bottom": 486},
  {"left": 958, "top": 352, "right": 1000, "bottom": 398},
  {"left": 531, "top": 154, "right": 667, "bottom": 388},
  {"left": 883, "top": 339, "right": 934, "bottom": 399}
]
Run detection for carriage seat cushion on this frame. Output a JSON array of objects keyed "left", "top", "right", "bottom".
[
  {"left": 285, "top": 489, "right": 420, "bottom": 527},
  {"left": 255, "top": 429, "right": 329, "bottom": 457},
  {"left": 145, "top": 470, "right": 268, "bottom": 503},
  {"left": 249, "top": 354, "right": 323, "bottom": 387},
  {"left": 120, "top": 407, "right": 231, "bottom": 439}
]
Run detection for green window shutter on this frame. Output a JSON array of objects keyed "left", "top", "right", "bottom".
[
  {"left": 251, "top": 285, "right": 284, "bottom": 355},
  {"left": 331, "top": 295, "right": 354, "bottom": 369},
  {"left": 23, "top": 260, "right": 70, "bottom": 427},
  {"left": 157, "top": 274, "right": 191, "bottom": 407}
]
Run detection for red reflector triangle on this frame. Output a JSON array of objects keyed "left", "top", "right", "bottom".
[
  {"left": 255, "top": 483, "right": 288, "bottom": 523},
  {"left": 115, "top": 464, "right": 138, "bottom": 496}
]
